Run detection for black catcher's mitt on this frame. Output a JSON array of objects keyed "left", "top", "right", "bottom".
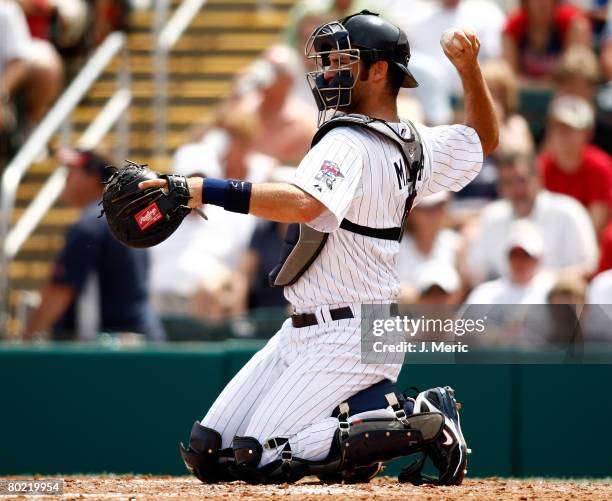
[{"left": 101, "top": 160, "right": 192, "bottom": 248}]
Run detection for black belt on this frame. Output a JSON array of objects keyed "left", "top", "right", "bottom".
[{"left": 291, "top": 306, "right": 354, "bottom": 328}]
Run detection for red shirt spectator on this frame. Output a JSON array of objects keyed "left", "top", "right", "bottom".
[
  {"left": 597, "top": 221, "right": 612, "bottom": 274},
  {"left": 502, "top": 0, "right": 591, "bottom": 79},
  {"left": 539, "top": 144, "right": 612, "bottom": 208},
  {"left": 538, "top": 95, "right": 612, "bottom": 235}
]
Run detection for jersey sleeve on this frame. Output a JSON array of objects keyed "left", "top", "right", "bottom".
[
  {"left": 413, "top": 123, "right": 484, "bottom": 205},
  {"left": 290, "top": 130, "right": 364, "bottom": 231}
]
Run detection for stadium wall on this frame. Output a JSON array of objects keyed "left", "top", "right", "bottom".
[{"left": 1, "top": 342, "right": 610, "bottom": 478}]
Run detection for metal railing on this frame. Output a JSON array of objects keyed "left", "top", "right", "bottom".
[
  {"left": 0, "top": 32, "right": 130, "bottom": 334},
  {"left": 153, "top": 0, "right": 208, "bottom": 158}
]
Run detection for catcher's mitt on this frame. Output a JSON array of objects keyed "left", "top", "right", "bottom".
[{"left": 101, "top": 160, "right": 192, "bottom": 248}]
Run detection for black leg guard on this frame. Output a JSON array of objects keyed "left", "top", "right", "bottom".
[
  {"left": 228, "top": 412, "right": 444, "bottom": 485},
  {"left": 230, "top": 436, "right": 343, "bottom": 485},
  {"left": 339, "top": 412, "right": 444, "bottom": 471},
  {"left": 179, "top": 421, "right": 234, "bottom": 483}
]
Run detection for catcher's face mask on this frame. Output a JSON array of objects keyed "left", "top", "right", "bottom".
[{"left": 305, "top": 21, "right": 361, "bottom": 126}]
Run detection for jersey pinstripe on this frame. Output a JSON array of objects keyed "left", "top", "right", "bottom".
[{"left": 287, "top": 122, "right": 483, "bottom": 311}]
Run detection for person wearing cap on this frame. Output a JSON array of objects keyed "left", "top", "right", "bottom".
[
  {"left": 398, "top": 190, "right": 461, "bottom": 288},
  {"left": 464, "top": 151, "right": 598, "bottom": 286},
  {"left": 416, "top": 262, "right": 462, "bottom": 305},
  {"left": 538, "top": 95, "right": 612, "bottom": 235},
  {"left": 24, "top": 149, "right": 165, "bottom": 341},
  {"left": 465, "top": 220, "right": 555, "bottom": 305},
  {"left": 583, "top": 268, "right": 612, "bottom": 340},
  {"left": 151, "top": 113, "right": 276, "bottom": 318}
]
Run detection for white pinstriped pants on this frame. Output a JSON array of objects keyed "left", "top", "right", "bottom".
[{"left": 201, "top": 315, "right": 402, "bottom": 465}]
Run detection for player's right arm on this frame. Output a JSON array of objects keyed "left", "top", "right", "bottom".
[{"left": 442, "top": 30, "right": 499, "bottom": 155}]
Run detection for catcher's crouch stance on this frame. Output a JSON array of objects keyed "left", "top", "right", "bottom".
[{"left": 132, "top": 11, "right": 498, "bottom": 485}]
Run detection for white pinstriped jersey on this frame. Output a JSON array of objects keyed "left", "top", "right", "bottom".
[{"left": 287, "top": 122, "right": 483, "bottom": 311}]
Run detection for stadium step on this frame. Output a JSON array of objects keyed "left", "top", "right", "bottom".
[
  {"left": 130, "top": 9, "right": 290, "bottom": 30},
  {"left": 7, "top": 0, "right": 297, "bottom": 331}
]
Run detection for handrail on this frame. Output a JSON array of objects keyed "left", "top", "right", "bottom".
[
  {"left": 153, "top": 0, "right": 209, "bottom": 158},
  {"left": 4, "top": 89, "right": 132, "bottom": 261},
  {"left": 0, "top": 32, "right": 128, "bottom": 334}
]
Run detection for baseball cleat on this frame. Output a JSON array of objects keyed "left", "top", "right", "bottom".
[{"left": 399, "top": 386, "right": 469, "bottom": 486}]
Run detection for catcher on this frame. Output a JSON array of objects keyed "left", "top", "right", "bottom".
[{"left": 103, "top": 11, "right": 497, "bottom": 485}]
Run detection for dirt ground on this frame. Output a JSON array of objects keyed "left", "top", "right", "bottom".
[{"left": 2, "top": 476, "right": 611, "bottom": 501}]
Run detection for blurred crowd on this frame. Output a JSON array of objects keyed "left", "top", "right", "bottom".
[
  {"left": 0, "top": 0, "right": 130, "bottom": 165},
  {"left": 18, "top": 0, "right": 612, "bottom": 343}
]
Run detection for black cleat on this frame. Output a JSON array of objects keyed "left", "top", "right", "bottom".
[{"left": 400, "top": 386, "right": 470, "bottom": 486}]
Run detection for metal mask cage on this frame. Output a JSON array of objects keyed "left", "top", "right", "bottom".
[{"left": 304, "top": 21, "right": 362, "bottom": 126}]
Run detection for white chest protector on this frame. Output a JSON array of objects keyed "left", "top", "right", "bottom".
[{"left": 269, "top": 114, "right": 424, "bottom": 288}]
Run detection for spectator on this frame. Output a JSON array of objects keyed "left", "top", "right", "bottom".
[
  {"left": 566, "top": 0, "right": 609, "bottom": 44},
  {"left": 24, "top": 148, "right": 165, "bottom": 341},
  {"left": 150, "top": 114, "right": 276, "bottom": 318},
  {"left": 464, "top": 152, "right": 598, "bottom": 285},
  {"left": 399, "top": 191, "right": 461, "bottom": 287},
  {"left": 484, "top": 58, "right": 534, "bottom": 156},
  {"left": 415, "top": 262, "right": 462, "bottom": 305},
  {"left": 538, "top": 95, "right": 612, "bottom": 235},
  {"left": 587, "top": 268, "right": 612, "bottom": 302},
  {"left": 218, "top": 44, "right": 318, "bottom": 166},
  {"left": 548, "top": 274, "right": 588, "bottom": 303},
  {"left": 519, "top": 275, "right": 588, "bottom": 348},
  {"left": 465, "top": 220, "right": 555, "bottom": 304},
  {"left": 454, "top": 59, "right": 534, "bottom": 211},
  {"left": 234, "top": 221, "right": 289, "bottom": 311},
  {"left": 287, "top": 12, "right": 329, "bottom": 106},
  {"left": 394, "top": 0, "right": 505, "bottom": 95},
  {"left": 597, "top": 219, "right": 612, "bottom": 272},
  {"left": 584, "top": 268, "right": 612, "bottom": 339},
  {"left": 284, "top": 0, "right": 393, "bottom": 51},
  {"left": 552, "top": 44, "right": 612, "bottom": 154},
  {"left": 0, "top": 0, "right": 63, "bottom": 162},
  {"left": 502, "top": 0, "right": 591, "bottom": 85},
  {"left": 597, "top": 13, "right": 612, "bottom": 154},
  {"left": 602, "top": 11, "right": 612, "bottom": 82}
]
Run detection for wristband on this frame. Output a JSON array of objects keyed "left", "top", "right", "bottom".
[{"left": 202, "top": 178, "right": 252, "bottom": 214}]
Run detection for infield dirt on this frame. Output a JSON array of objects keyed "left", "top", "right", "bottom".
[{"left": 2, "top": 475, "right": 611, "bottom": 501}]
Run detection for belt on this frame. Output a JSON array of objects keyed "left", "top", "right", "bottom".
[{"left": 291, "top": 306, "right": 354, "bottom": 328}]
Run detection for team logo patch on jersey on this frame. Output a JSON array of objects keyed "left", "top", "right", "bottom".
[
  {"left": 314, "top": 160, "right": 344, "bottom": 192},
  {"left": 134, "top": 202, "right": 163, "bottom": 231}
]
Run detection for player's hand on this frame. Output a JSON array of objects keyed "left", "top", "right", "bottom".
[
  {"left": 441, "top": 29, "right": 481, "bottom": 75},
  {"left": 139, "top": 176, "right": 204, "bottom": 209}
]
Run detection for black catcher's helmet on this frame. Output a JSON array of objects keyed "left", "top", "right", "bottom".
[{"left": 305, "top": 10, "right": 418, "bottom": 124}]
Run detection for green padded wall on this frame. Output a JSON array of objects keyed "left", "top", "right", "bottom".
[{"left": 1, "top": 343, "right": 610, "bottom": 477}]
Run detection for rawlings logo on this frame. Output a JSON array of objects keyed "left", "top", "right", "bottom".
[{"left": 134, "top": 203, "right": 163, "bottom": 231}]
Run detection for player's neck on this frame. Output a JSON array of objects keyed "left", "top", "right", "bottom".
[{"left": 354, "top": 98, "right": 399, "bottom": 123}]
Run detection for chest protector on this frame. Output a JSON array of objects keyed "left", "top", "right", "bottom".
[{"left": 269, "top": 114, "right": 424, "bottom": 287}]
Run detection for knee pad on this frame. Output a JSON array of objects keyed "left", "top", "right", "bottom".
[{"left": 179, "top": 421, "right": 234, "bottom": 483}]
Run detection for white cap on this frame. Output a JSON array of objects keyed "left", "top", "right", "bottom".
[
  {"left": 548, "top": 95, "right": 594, "bottom": 130},
  {"left": 416, "top": 262, "right": 461, "bottom": 295},
  {"left": 417, "top": 190, "right": 450, "bottom": 208},
  {"left": 504, "top": 219, "right": 544, "bottom": 258}
]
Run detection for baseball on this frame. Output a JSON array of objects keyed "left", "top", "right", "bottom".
[{"left": 440, "top": 28, "right": 464, "bottom": 51}]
